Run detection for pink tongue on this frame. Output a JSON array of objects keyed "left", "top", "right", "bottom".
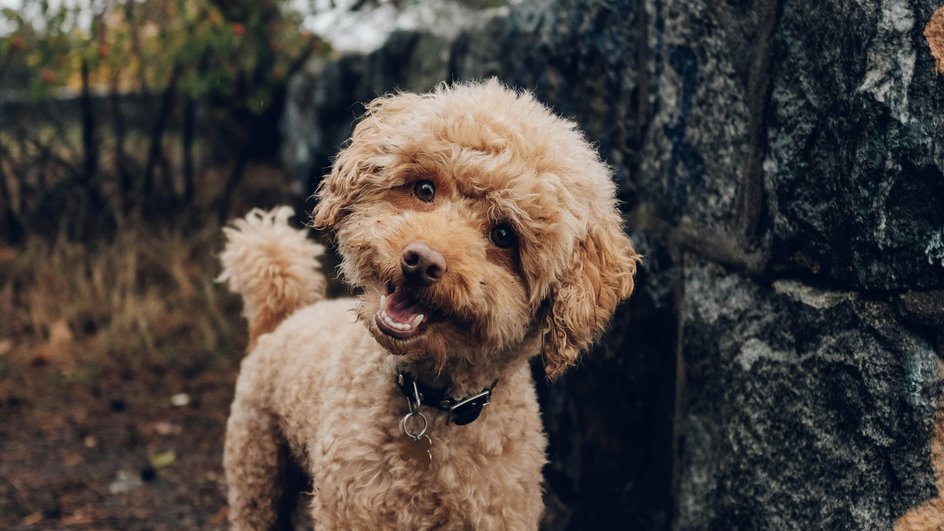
[{"left": 386, "top": 291, "right": 422, "bottom": 323}]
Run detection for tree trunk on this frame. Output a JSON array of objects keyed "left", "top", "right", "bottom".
[
  {"left": 0, "top": 144, "right": 24, "bottom": 244},
  {"left": 182, "top": 95, "right": 195, "bottom": 205},
  {"left": 216, "top": 128, "right": 251, "bottom": 224},
  {"left": 110, "top": 75, "right": 130, "bottom": 209},
  {"left": 80, "top": 60, "right": 98, "bottom": 186},
  {"left": 141, "top": 64, "right": 179, "bottom": 209}
]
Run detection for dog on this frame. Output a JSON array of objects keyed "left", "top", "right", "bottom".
[{"left": 219, "top": 80, "right": 639, "bottom": 530}]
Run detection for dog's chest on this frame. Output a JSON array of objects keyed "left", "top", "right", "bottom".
[{"left": 307, "top": 401, "right": 540, "bottom": 529}]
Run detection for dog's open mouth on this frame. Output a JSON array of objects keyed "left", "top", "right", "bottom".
[{"left": 374, "top": 285, "right": 431, "bottom": 340}]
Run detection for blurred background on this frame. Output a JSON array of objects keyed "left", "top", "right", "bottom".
[{"left": 1, "top": 0, "right": 943, "bottom": 529}]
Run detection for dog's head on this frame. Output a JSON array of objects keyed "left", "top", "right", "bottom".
[{"left": 313, "top": 80, "right": 639, "bottom": 378}]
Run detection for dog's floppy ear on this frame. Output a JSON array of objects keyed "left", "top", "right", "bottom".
[
  {"left": 311, "top": 112, "right": 382, "bottom": 231},
  {"left": 311, "top": 139, "right": 364, "bottom": 231},
  {"left": 542, "top": 211, "right": 639, "bottom": 379},
  {"left": 312, "top": 92, "right": 423, "bottom": 231}
]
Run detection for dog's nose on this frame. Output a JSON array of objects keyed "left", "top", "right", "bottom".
[{"left": 401, "top": 242, "right": 447, "bottom": 286}]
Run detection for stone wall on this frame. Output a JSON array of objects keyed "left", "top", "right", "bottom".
[{"left": 283, "top": 1, "right": 944, "bottom": 528}]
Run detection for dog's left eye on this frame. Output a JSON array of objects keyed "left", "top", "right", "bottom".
[
  {"left": 413, "top": 180, "right": 436, "bottom": 202},
  {"left": 489, "top": 223, "right": 517, "bottom": 248}
]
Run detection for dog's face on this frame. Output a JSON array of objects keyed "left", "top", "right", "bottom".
[{"left": 313, "top": 81, "right": 639, "bottom": 378}]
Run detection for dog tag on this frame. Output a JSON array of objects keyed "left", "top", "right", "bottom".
[{"left": 401, "top": 434, "right": 433, "bottom": 463}]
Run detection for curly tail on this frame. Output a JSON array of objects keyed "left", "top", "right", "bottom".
[{"left": 218, "top": 206, "right": 327, "bottom": 350}]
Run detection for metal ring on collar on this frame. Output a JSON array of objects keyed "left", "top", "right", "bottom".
[{"left": 401, "top": 411, "right": 429, "bottom": 441}]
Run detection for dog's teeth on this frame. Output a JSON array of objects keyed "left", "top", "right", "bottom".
[
  {"left": 377, "top": 306, "right": 425, "bottom": 334},
  {"left": 381, "top": 311, "right": 406, "bottom": 330}
]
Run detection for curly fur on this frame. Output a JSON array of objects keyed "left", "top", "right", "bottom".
[
  {"left": 218, "top": 206, "right": 326, "bottom": 351},
  {"left": 222, "top": 80, "right": 640, "bottom": 529}
]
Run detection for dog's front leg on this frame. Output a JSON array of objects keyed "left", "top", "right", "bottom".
[{"left": 224, "top": 389, "right": 288, "bottom": 530}]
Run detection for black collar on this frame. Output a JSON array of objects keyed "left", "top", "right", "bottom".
[{"left": 396, "top": 372, "right": 497, "bottom": 426}]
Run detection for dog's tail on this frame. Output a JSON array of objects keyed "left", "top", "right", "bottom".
[{"left": 218, "top": 206, "right": 327, "bottom": 350}]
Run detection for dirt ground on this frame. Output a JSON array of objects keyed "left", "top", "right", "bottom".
[
  {"left": 0, "top": 164, "right": 328, "bottom": 529},
  {"left": 0, "top": 339, "right": 239, "bottom": 530},
  {"left": 0, "top": 224, "right": 254, "bottom": 529}
]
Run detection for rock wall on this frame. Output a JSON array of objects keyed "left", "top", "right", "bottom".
[{"left": 283, "top": 1, "right": 944, "bottom": 529}]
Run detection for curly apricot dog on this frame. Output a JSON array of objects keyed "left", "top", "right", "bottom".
[{"left": 219, "top": 80, "right": 639, "bottom": 530}]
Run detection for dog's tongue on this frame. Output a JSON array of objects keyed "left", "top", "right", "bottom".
[
  {"left": 376, "top": 287, "right": 430, "bottom": 338},
  {"left": 386, "top": 288, "right": 424, "bottom": 323}
]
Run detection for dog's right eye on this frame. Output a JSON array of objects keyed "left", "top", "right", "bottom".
[
  {"left": 413, "top": 180, "right": 436, "bottom": 202},
  {"left": 489, "top": 223, "right": 517, "bottom": 248}
]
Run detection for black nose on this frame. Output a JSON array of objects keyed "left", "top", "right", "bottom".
[{"left": 401, "top": 242, "right": 447, "bottom": 286}]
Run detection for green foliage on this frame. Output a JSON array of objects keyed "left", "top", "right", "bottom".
[
  {"left": 0, "top": 0, "right": 325, "bottom": 236},
  {"left": 0, "top": 0, "right": 319, "bottom": 115},
  {"left": 1, "top": 3, "right": 79, "bottom": 99}
]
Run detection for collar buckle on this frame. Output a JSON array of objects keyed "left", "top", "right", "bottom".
[
  {"left": 396, "top": 372, "right": 496, "bottom": 426},
  {"left": 447, "top": 389, "right": 491, "bottom": 425}
]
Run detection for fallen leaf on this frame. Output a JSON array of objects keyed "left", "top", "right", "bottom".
[
  {"left": 149, "top": 449, "right": 176, "bottom": 469},
  {"left": 108, "top": 470, "right": 144, "bottom": 494},
  {"left": 63, "top": 451, "right": 84, "bottom": 467},
  {"left": 207, "top": 505, "right": 228, "bottom": 526},
  {"left": 151, "top": 421, "right": 182, "bottom": 436},
  {"left": 83, "top": 436, "right": 97, "bottom": 448},
  {"left": 170, "top": 393, "right": 190, "bottom": 407},
  {"left": 39, "top": 414, "right": 66, "bottom": 432},
  {"left": 20, "top": 512, "right": 44, "bottom": 526},
  {"left": 0, "top": 339, "right": 12, "bottom": 356},
  {"left": 70, "top": 408, "right": 89, "bottom": 424},
  {"left": 61, "top": 507, "right": 96, "bottom": 525},
  {"left": 48, "top": 319, "right": 73, "bottom": 346}
]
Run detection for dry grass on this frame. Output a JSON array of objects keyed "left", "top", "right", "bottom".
[
  {"left": 0, "top": 153, "right": 308, "bottom": 526},
  {"left": 0, "top": 221, "right": 244, "bottom": 376},
  {"left": 0, "top": 220, "right": 250, "bottom": 528}
]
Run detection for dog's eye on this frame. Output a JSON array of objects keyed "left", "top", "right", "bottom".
[
  {"left": 413, "top": 180, "right": 436, "bottom": 202},
  {"left": 489, "top": 223, "right": 517, "bottom": 248}
]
